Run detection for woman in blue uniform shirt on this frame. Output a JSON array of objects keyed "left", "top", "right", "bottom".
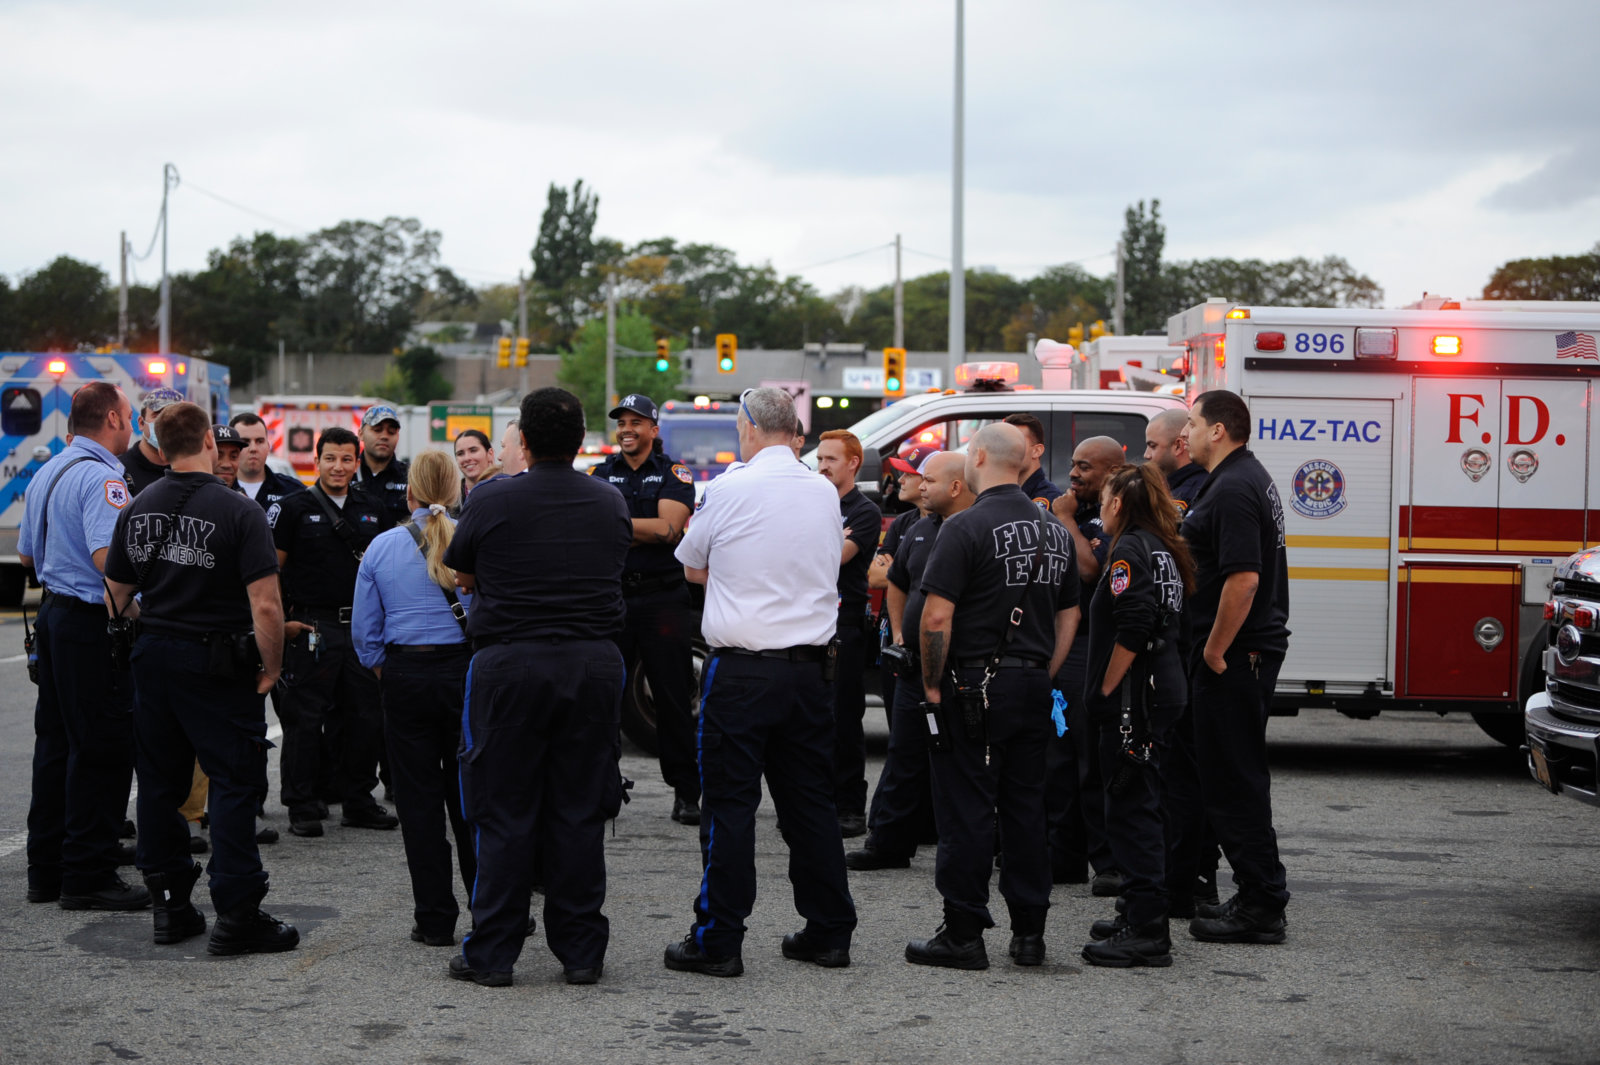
[{"left": 352, "top": 449, "right": 476, "bottom": 947}]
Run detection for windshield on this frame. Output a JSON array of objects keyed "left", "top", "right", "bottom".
[
  {"left": 662, "top": 420, "right": 741, "bottom": 466},
  {"left": 799, "top": 393, "right": 941, "bottom": 469}
]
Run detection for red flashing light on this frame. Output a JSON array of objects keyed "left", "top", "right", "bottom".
[
  {"left": 147, "top": 359, "right": 168, "bottom": 375},
  {"left": 1214, "top": 338, "right": 1226, "bottom": 369},
  {"left": 953, "top": 361, "right": 1020, "bottom": 389},
  {"left": 46, "top": 359, "right": 68, "bottom": 375},
  {"left": 1255, "top": 332, "right": 1286, "bottom": 352},
  {"left": 175, "top": 361, "right": 188, "bottom": 375}
]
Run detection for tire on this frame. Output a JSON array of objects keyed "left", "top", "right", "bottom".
[
  {"left": 619, "top": 640, "right": 706, "bottom": 757},
  {"left": 1474, "top": 636, "right": 1547, "bottom": 748},
  {"left": 1471, "top": 710, "right": 1526, "bottom": 748},
  {"left": 0, "top": 565, "right": 24, "bottom": 608}
]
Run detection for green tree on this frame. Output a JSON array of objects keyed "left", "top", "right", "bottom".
[
  {"left": 0, "top": 276, "right": 22, "bottom": 349},
  {"left": 1166, "top": 255, "right": 1383, "bottom": 309},
  {"left": 299, "top": 217, "right": 445, "bottom": 353},
  {"left": 13, "top": 256, "right": 114, "bottom": 350},
  {"left": 1483, "top": 243, "right": 1600, "bottom": 301},
  {"left": 558, "top": 311, "right": 681, "bottom": 425},
  {"left": 396, "top": 344, "right": 452, "bottom": 403},
  {"left": 531, "top": 180, "right": 601, "bottom": 346},
  {"left": 1121, "top": 199, "right": 1167, "bottom": 335}
]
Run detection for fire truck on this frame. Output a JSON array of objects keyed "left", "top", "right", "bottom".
[
  {"left": 0, "top": 352, "right": 231, "bottom": 606},
  {"left": 255, "top": 395, "right": 383, "bottom": 483},
  {"left": 1169, "top": 295, "right": 1600, "bottom": 745}
]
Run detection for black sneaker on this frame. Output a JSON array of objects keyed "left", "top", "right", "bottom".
[
  {"left": 1007, "top": 933, "right": 1045, "bottom": 967},
  {"left": 664, "top": 934, "right": 744, "bottom": 977},
  {"left": 341, "top": 804, "right": 399, "bottom": 830},
  {"left": 60, "top": 876, "right": 151, "bottom": 912},
  {"left": 845, "top": 844, "right": 910, "bottom": 871},
  {"left": 448, "top": 954, "right": 511, "bottom": 987},
  {"left": 1083, "top": 919, "right": 1173, "bottom": 968},
  {"left": 411, "top": 925, "right": 456, "bottom": 947},
  {"left": 208, "top": 906, "right": 300, "bottom": 955},
  {"left": 671, "top": 798, "right": 701, "bottom": 826},
  {"left": 781, "top": 929, "right": 850, "bottom": 968},
  {"left": 289, "top": 819, "right": 324, "bottom": 838},
  {"left": 906, "top": 925, "right": 988, "bottom": 970},
  {"left": 1190, "top": 902, "right": 1287, "bottom": 945},
  {"left": 1091, "top": 869, "right": 1124, "bottom": 897},
  {"left": 564, "top": 965, "right": 603, "bottom": 985},
  {"left": 256, "top": 821, "right": 280, "bottom": 845}
]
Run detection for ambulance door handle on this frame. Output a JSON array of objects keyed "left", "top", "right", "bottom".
[{"left": 1474, "top": 617, "right": 1504, "bottom": 653}]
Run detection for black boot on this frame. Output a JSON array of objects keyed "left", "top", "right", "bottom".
[
  {"left": 906, "top": 922, "right": 988, "bottom": 970},
  {"left": 147, "top": 862, "right": 207, "bottom": 945},
  {"left": 208, "top": 901, "right": 299, "bottom": 956},
  {"left": 1082, "top": 918, "right": 1173, "bottom": 968}
]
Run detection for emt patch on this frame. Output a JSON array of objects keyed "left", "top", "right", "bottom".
[
  {"left": 1109, "top": 559, "right": 1131, "bottom": 596},
  {"left": 104, "top": 480, "right": 128, "bottom": 509}
]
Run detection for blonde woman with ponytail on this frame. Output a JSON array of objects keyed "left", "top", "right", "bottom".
[{"left": 351, "top": 449, "right": 476, "bottom": 947}]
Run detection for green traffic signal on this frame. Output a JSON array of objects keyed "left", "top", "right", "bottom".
[
  {"left": 718, "top": 355, "right": 734, "bottom": 372},
  {"left": 655, "top": 357, "right": 670, "bottom": 372}
]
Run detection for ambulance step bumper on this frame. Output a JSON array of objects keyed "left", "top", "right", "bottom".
[{"left": 1524, "top": 691, "right": 1600, "bottom": 807}]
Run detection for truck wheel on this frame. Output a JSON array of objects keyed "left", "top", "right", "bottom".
[
  {"left": 0, "top": 565, "right": 24, "bottom": 608},
  {"left": 1473, "top": 638, "right": 1547, "bottom": 748},
  {"left": 1471, "top": 711, "right": 1526, "bottom": 748},
  {"left": 619, "top": 642, "right": 706, "bottom": 757}
]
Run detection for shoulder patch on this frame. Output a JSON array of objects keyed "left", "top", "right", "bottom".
[
  {"left": 1109, "top": 559, "right": 1131, "bottom": 596},
  {"left": 265, "top": 502, "right": 281, "bottom": 528},
  {"left": 587, "top": 465, "right": 598, "bottom": 476},
  {"left": 104, "top": 480, "right": 128, "bottom": 509},
  {"left": 672, "top": 464, "right": 693, "bottom": 484},
  {"left": 1032, "top": 496, "right": 1051, "bottom": 509}
]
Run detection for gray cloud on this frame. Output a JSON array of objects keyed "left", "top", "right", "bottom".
[{"left": 1484, "top": 141, "right": 1600, "bottom": 212}]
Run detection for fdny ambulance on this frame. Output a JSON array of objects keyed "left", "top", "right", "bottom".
[
  {"left": 254, "top": 395, "right": 382, "bottom": 484},
  {"left": 0, "top": 352, "right": 231, "bottom": 606},
  {"left": 1169, "top": 296, "right": 1600, "bottom": 745}
]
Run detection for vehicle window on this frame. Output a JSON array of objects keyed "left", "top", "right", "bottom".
[
  {"left": 2, "top": 388, "right": 43, "bottom": 438},
  {"left": 1072, "top": 412, "right": 1148, "bottom": 464}
]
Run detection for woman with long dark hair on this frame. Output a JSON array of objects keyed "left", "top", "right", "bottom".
[{"left": 1079, "top": 463, "right": 1195, "bottom": 969}]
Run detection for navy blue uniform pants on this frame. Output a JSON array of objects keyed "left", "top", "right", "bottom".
[
  {"left": 693, "top": 652, "right": 857, "bottom": 958},
  {"left": 929, "top": 666, "right": 1051, "bottom": 936},
  {"left": 279, "top": 621, "right": 382, "bottom": 817},
  {"left": 1190, "top": 648, "right": 1290, "bottom": 911},
  {"left": 460, "top": 640, "right": 624, "bottom": 975},
  {"left": 1093, "top": 699, "right": 1182, "bottom": 927},
  {"left": 1046, "top": 655, "right": 1112, "bottom": 878},
  {"left": 131, "top": 634, "right": 271, "bottom": 914},
  {"left": 831, "top": 620, "right": 869, "bottom": 817},
  {"left": 27, "top": 595, "right": 134, "bottom": 896},
  {"left": 381, "top": 645, "right": 475, "bottom": 940},
  {"left": 613, "top": 584, "right": 698, "bottom": 803},
  {"left": 1159, "top": 699, "right": 1221, "bottom": 914},
  {"left": 864, "top": 661, "right": 935, "bottom": 858}
]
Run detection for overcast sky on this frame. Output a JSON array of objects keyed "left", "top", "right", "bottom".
[{"left": 4, "top": 0, "right": 1596, "bottom": 318}]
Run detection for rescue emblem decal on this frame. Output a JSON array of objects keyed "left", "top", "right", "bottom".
[
  {"left": 672, "top": 464, "right": 693, "bottom": 484},
  {"left": 1460, "top": 448, "right": 1492, "bottom": 483},
  {"left": 1109, "top": 560, "right": 1131, "bottom": 596},
  {"left": 1290, "top": 459, "right": 1347, "bottom": 520},
  {"left": 104, "top": 480, "right": 128, "bottom": 509}
]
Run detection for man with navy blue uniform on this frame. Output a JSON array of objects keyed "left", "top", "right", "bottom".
[
  {"left": 591, "top": 394, "right": 700, "bottom": 825},
  {"left": 229, "top": 412, "right": 307, "bottom": 512},
  {"left": 118, "top": 386, "right": 184, "bottom": 498},
  {"left": 20, "top": 381, "right": 148, "bottom": 910},
  {"left": 268, "top": 426, "right": 394, "bottom": 837},
  {"left": 356, "top": 404, "right": 410, "bottom": 530},
  {"left": 104, "top": 402, "right": 297, "bottom": 955},
  {"left": 907, "top": 423, "right": 1079, "bottom": 970},
  {"left": 443, "top": 387, "right": 632, "bottom": 988},
  {"left": 665, "top": 387, "right": 857, "bottom": 978},
  {"left": 1146, "top": 408, "right": 1205, "bottom": 517},
  {"left": 1180, "top": 389, "right": 1292, "bottom": 945}
]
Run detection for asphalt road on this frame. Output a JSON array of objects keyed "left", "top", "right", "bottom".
[{"left": 0, "top": 605, "right": 1597, "bottom": 1065}]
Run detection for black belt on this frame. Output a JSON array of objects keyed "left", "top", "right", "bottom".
[
  {"left": 955, "top": 655, "right": 1048, "bottom": 670},
  {"left": 711, "top": 644, "right": 829, "bottom": 663},
  {"left": 471, "top": 635, "right": 584, "bottom": 652},
  {"left": 386, "top": 642, "right": 470, "bottom": 655},
  {"left": 621, "top": 572, "right": 684, "bottom": 596},
  {"left": 40, "top": 589, "right": 104, "bottom": 614},
  {"left": 295, "top": 606, "right": 353, "bottom": 626}
]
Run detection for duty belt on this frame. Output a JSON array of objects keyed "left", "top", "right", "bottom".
[
  {"left": 621, "top": 571, "right": 684, "bottom": 596},
  {"left": 295, "top": 605, "right": 354, "bottom": 626},
  {"left": 39, "top": 588, "right": 105, "bottom": 613},
  {"left": 955, "top": 655, "right": 1048, "bottom": 670},
  {"left": 711, "top": 644, "right": 829, "bottom": 663},
  {"left": 386, "top": 642, "right": 470, "bottom": 655}
]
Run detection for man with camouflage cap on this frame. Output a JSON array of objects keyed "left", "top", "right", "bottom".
[{"left": 119, "top": 386, "right": 185, "bottom": 498}]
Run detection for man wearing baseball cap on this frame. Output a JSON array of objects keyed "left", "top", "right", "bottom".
[
  {"left": 212, "top": 425, "right": 247, "bottom": 492},
  {"left": 589, "top": 393, "right": 700, "bottom": 825},
  {"left": 120, "top": 387, "right": 185, "bottom": 497},
  {"left": 356, "top": 405, "right": 409, "bottom": 530},
  {"left": 868, "top": 444, "right": 941, "bottom": 705}
]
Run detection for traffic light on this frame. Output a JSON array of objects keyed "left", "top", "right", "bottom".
[
  {"left": 655, "top": 338, "right": 670, "bottom": 372},
  {"left": 883, "top": 347, "right": 906, "bottom": 396},
  {"left": 1090, "top": 319, "right": 1108, "bottom": 341},
  {"left": 514, "top": 337, "right": 530, "bottom": 368},
  {"left": 716, "top": 333, "right": 737, "bottom": 373},
  {"left": 1067, "top": 323, "right": 1085, "bottom": 347},
  {"left": 496, "top": 336, "right": 511, "bottom": 369}
]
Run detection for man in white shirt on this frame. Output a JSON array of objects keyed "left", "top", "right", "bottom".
[{"left": 664, "top": 387, "right": 858, "bottom": 978}]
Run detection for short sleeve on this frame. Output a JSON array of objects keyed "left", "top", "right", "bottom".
[
  {"left": 103, "top": 508, "right": 136, "bottom": 585},
  {"left": 919, "top": 519, "right": 972, "bottom": 605},
  {"left": 676, "top": 503, "right": 713, "bottom": 569},
  {"left": 236, "top": 502, "right": 279, "bottom": 584},
  {"left": 847, "top": 500, "right": 879, "bottom": 556},
  {"left": 662, "top": 464, "right": 696, "bottom": 509},
  {"left": 81, "top": 474, "right": 129, "bottom": 552},
  {"left": 886, "top": 545, "right": 912, "bottom": 592},
  {"left": 1211, "top": 482, "right": 1265, "bottom": 576},
  {"left": 267, "top": 496, "right": 294, "bottom": 551}
]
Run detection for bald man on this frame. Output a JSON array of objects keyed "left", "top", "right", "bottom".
[
  {"left": 1145, "top": 409, "right": 1204, "bottom": 516},
  {"left": 905, "top": 424, "right": 1080, "bottom": 970}
]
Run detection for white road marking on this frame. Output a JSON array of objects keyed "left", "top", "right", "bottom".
[
  {"left": 0, "top": 654, "right": 25, "bottom": 663},
  {"left": 0, "top": 830, "right": 27, "bottom": 858}
]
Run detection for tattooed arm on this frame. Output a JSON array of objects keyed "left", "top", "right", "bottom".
[{"left": 920, "top": 593, "right": 955, "bottom": 702}]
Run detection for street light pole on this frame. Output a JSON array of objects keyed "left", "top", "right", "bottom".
[
  {"left": 948, "top": 0, "right": 965, "bottom": 377},
  {"left": 604, "top": 274, "right": 617, "bottom": 415}
]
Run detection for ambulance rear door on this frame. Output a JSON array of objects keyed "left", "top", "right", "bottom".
[{"left": 1251, "top": 395, "right": 1395, "bottom": 691}]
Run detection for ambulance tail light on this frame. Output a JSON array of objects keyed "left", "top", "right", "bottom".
[
  {"left": 47, "top": 358, "right": 68, "bottom": 375},
  {"left": 1432, "top": 335, "right": 1462, "bottom": 357},
  {"left": 1254, "top": 332, "right": 1286, "bottom": 352},
  {"left": 1355, "top": 328, "right": 1398, "bottom": 360},
  {"left": 1575, "top": 606, "right": 1596, "bottom": 630},
  {"left": 147, "top": 359, "right": 168, "bottom": 375}
]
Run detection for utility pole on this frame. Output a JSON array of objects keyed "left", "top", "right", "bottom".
[
  {"left": 278, "top": 339, "right": 285, "bottom": 393},
  {"left": 517, "top": 271, "right": 529, "bottom": 396},
  {"left": 1113, "top": 240, "right": 1126, "bottom": 336},
  {"left": 690, "top": 324, "right": 700, "bottom": 385},
  {"left": 117, "top": 231, "right": 129, "bottom": 350},
  {"left": 893, "top": 233, "right": 904, "bottom": 349},
  {"left": 158, "top": 163, "right": 178, "bottom": 354},
  {"left": 948, "top": 0, "right": 966, "bottom": 376},
  {"left": 604, "top": 274, "right": 617, "bottom": 415}
]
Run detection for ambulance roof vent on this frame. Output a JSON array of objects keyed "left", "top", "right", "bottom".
[{"left": 1404, "top": 293, "right": 1462, "bottom": 311}]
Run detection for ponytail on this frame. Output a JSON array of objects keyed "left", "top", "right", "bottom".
[{"left": 406, "top": 450, "right": 461, "bottom": 591}]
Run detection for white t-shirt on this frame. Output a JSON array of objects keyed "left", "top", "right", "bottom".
[
  {"left": 676, "top": 445, "right": 843, "bottom": 650},
  {"left": 239, "top": 478, "right": 264, "bottom": 501}
]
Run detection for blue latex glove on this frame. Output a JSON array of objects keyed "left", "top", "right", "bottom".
[{"left": 1051, "top": 689, "right": 1070, "bottom": 737}]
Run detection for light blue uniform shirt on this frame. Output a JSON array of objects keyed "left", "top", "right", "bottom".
[
  {"left": 352, "top": 508, "right": 471, "bottom": 670},
  {"left": 18, "top": 437, "right": 129, "bottom": 603}
]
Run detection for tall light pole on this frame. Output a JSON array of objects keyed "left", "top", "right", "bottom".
[
  {"left": 948, "top": 0, "right": 965, "bottom": 375},
  {"left": 158, "top": 163, "right": 179, "bottom": 354}
]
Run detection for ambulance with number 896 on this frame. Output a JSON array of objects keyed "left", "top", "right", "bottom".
[{"left": 1168, "top": 295, "right": 1600, "bottom": 746}]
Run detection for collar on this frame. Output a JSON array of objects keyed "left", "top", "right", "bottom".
[
  {"left": 1168, "top": 461, "right": 1204, "bottom": 485},
  {"left": 1208, "top": 446, "right": 1251, "bottom": 477},
  {"left": 71, "top": 437, "right": 123, "bottom": 468},
  {"left": 749, "top": 445, "right": 798, "bottom": 467},
  {"left": 975, "top": 483, "right": 1026, "bottom": 502}
]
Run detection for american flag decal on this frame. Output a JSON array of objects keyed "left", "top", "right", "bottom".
[{"left": 1555, "top": 331, "right": 1598, "bottom": 360}]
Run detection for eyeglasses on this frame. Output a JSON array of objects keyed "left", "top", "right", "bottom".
[{"left": 740, "top": 388, "right": 758, "bottom": 431}]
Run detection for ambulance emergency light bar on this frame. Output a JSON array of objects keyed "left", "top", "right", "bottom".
[{"left": 953, "top": 361, "right": 1019, "bottom": 389}]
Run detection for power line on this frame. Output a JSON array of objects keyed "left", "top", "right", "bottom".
[
  {"left": 788, "top": 242, "right": 894, "bottom": 274},
  {"left": 181, "top": 179, "right": 311, "bottom": 234}
]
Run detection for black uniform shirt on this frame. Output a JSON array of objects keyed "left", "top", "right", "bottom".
[
  {"left": 1166, "top": 461, "right": 1206, "bottom": 520},
  {"left": 356, "top": 456, "right": 409, "bottom": 530},
  {"left": 1182, "top": 447, "right": 1291, "bottom": 658},
  {"left": 878, "top": 507, "right": 920, "bottom": 560},
  {"left": 1057, "top": 499, "right": 1110, "bottom": 685},
  {"left": 239, "top": 468, "right": 307, "bottom": 512},
  {"left": 1021, "top": 467, "right": 1063, "bottom": 510},
  {"left": 1085, "top": 527, "right": 1186, "bottom": 712},
  {"left": 920, "top": 483, "right": 1078, "bottom": 663},
  {"left": 591, "top": 448, "right": 696, "bottom": 576},
  {"left": 118, "top": 443, "right": 167, "bottom": 498},
  {"left": 887, "top": 512, "right": 943, "bottom": 647},
  {"left": 838, "top": 486, "right": 882, "bottom": 622},
  {"left": 105, "top": 471, "right": 279, "bottom": 636},
  {"left": 444, "top": 460, "right": 631, "bottom": 642},
  {"left": 267, "top": 482, "right": 387, "bottom": 609}
]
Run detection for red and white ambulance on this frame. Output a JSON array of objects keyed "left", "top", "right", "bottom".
[
  {"left": 254, "top": 395, "right": 382, "bottom": 484},
  {"left": 1168, "top": 295, "right": 1600, "bottom": 744}
]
